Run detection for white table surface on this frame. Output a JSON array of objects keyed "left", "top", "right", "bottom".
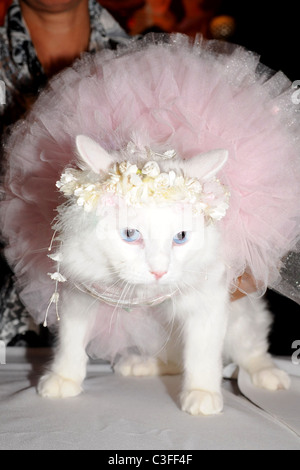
[{"left": 0, "top": 347, "right": 299, "bottom": 450}]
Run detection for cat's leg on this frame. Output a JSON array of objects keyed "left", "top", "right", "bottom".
[
  {"left": 224, "top": 296, "right": 290, "bottom": 390},
  {"left": 178, "top": 286, "right": 229, "bottom": 416},
  {"left": 38, "top": 289, "right": 96, "bottom": 398}
]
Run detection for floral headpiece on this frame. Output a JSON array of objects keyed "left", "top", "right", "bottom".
[
  {"left": 44, "top": 140, "right": 230, "bottom": 326},
  {"left": 56, "top": 142, "right": 230, "bottom": 222}
]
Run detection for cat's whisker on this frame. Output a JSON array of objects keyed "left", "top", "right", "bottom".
[
  {"left": 127, "top": 282, "right": 138, "bottom": 306},
  {"left": 172, "top": 281, "right": 185, "bottom": 301},
  {"left": 111, "top": 280, "right": 137, "bottom": 332},
  {"left": 181, "top": 279, "right": 204, "bottom": 297},
  {"left": 182, "top": 269, "right": 208, "bottom": 282},
  {"left": 108, "top": 279, "right": 129, "bottom": 334},
  {"left": 123, "top": 281, "right": 135, "bottom": 306},
  {"left": 151, "top": 285, "right": 177, "bottom": 357},
  {"left": 32, "top": 247, "right": 57, "bottom": 255},
  {"left": 183, "top": 268, "right": 207, "bottom": 275},
  {"left": 103, "top": 275, "right": 123, "bottom": 284}
]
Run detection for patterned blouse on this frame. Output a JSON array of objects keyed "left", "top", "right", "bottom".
[
  {"left": 0, "top": 0, "right": 130, "bottom": 132},
  {"left": 0, "top": 0, "right": 131, "bottom": 345}
]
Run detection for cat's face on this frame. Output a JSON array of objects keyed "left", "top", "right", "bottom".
[
  {"left": 57, "top": 135, "right": 228, "bottom": 295},
  {"left": 95, "top": 202, "right": 207, "bottom": 288}
]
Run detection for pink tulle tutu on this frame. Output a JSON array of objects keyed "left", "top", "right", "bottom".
[{"left": 1, "top": 34, "right": 300, "bottom": 338}]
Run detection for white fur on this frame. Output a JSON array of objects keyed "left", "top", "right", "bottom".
[{"left": 38, "top": 138, "right": 289, "bottom": 414}]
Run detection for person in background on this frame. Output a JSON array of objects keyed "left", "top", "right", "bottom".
[
  {"left": 128, "top": 0, "right": 177, "bottom": 34},
  {"left": 177, "top": 0, "right": 221, "bottom": 38},
  {"left": 0, "top": 0, "right": 130, "bottom": 134},
  {"left": 97, "top": 0, "right": 144, "bottom": 32},
  {"left": 0, "top": 1, "right": 12, "bottom": 24},
  {"left": 127, "top": 0, "right": 222, "bottom": 38},
  {"left": 0, "top": 0, "right": 131, "bottom": 346}
]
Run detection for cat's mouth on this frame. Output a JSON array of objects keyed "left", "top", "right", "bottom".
[{"left": 74, "top": 281, "right": 179, "bottom": 308}]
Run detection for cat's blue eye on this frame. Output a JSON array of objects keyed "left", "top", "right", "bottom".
[
  {"left": 173, "top": 231, "right": 190, "bottom": 245},
  {"left": 120, "top": 228, "right": 141, "bottom": 243}
]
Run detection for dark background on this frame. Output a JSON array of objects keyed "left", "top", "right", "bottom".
[{"left": 212, "top": 0, "right": 300, "bottom": 355}]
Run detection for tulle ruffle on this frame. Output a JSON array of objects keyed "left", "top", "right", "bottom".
[
  {"left": 1, "top": 34, "right": 299, "bottom": 345},
  {"left": 85, "top": 301, "right": 171, "bottom": 362}
]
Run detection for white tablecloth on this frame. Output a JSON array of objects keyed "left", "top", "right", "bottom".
[{"left": 0, "top": 348, "right": 299, "bottom": 450}]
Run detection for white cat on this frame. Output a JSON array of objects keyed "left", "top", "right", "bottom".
[{"left": 38, "top": 135, "right": 290, "bottom": 416}]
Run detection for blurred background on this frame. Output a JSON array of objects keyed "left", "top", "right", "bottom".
[
  {"left": 1, "top": 0, "right": 299, "bottom": 355},
  {"left": 2, "top": 0, "right": 297, "bottom": 78}
]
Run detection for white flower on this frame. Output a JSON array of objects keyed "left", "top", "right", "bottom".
[
  {"left": 83, "top": 196, "right": 99, "bottom": 212},
  {"left": 186, "top": 178, "right": 202, "bottom": 193},
  {"left": 174, "top": 175, "right": 185, "bottom": 187},
  {"left": 107, "top": 173, "right": 120, "bottom": 184},
  {"left": 125, "top": 185, "right": 142, "bottom": 205},
  {"left": 48, "top": 252, "right": 63, "bottom": 262},
  {"left": 56, "top": 169, "right": 79, "bottom": 195},
  {"left": 77, "top": 196, "right": 85, "bottom": 207},
  {"left": 129, "top": 173, "right": 143, "bottom": 186},
  {"left": 147, "top": 148, "right": 176, "bottom": 159},
  {"left": 58, "top": 169, "right": 77, "bottom": 186},
  {"left": 154, "top": 173, "right": 171, "bottom": 190},
  {"left": 124, "top": 163, "right": 138, "bottom": 175},
  {"left": 47, "top": 272, "right": 67, "bottom": 282},
  {"left": 104, "top": 181, "right": 117, "bottom": 193},
  {"left": 139, "top": 182, "right": 151, "bottom": 203},
  {"left": 85, "top": 184, "right": 96, "bottom": 192},
  {"left": 168, "top": 170, "right": 176, "bottom": 186},
  {"left": 118, "top": 161, "right": 131, "bottom": 174},
  {"left": 73, "top": 185, "right": 83, "bottom": 196},
  {"left": 207, "top": 201, "right": 229, "bottom": 220},
  {"left": 142, "top": 161, "right": 160, "bottom": 177},
  {"left": 161, "top": 149, "right": 176, "bottom": 159}
]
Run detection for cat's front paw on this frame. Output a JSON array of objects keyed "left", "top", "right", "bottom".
[
  {"left": 37, "top": 372, "right": 83, "bottom": 398},
  {"left": 251, "top": 367, "right": 290, "bottom": 391},
  {"left": 180, "top": 390, "right": 223, "bottom": 416}
]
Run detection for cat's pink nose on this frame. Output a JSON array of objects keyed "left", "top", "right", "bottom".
[{"left": 150, "top": 271, "right": 167, "bottom": 280}]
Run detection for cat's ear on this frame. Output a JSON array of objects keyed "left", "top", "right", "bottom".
[
  {"left": 184, "top": 149, "right": 228, "bottom": 181},
  {"left": 76, "top": 135, "right": 112, "bottom": 173}
]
